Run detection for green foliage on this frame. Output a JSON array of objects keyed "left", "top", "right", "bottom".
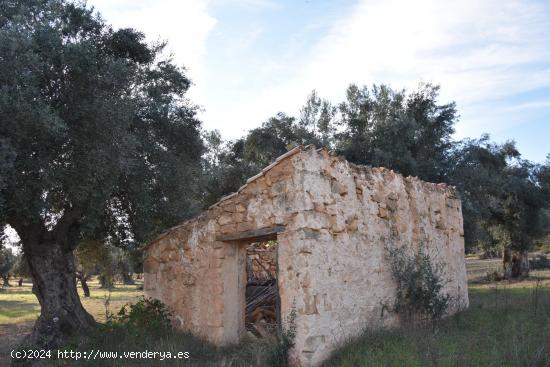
[
  {"left": 336, "top": 83, "right": 456, "bottom": 182},
  {"left": 485, "top": 270, "right": 503, "bottom": 282},
  {"left": 0, "top": 247, "right": 16, "bottom": 284},
  {"left": 269, "top": 306, "right": 297, "bottom": 366},
  {"left": 386, "top": 245, "right": 451, "bottom": 321},
  {"left": 201, "top": 92, "right": 340, "bottom": 207},
  {"left": 299, "top": 90, "right": 336, "bottom": 147},
  {"left": 106, "top": 297, "right": 172, "bottom": 335},
  {"left": 75, "top": 240, "right": 139, "bottom": 288},
  {"left": 200, "top": 132, "right": 259, "bottom": 207},
  {"left": 0, "top": 0, "right": 204, "bottom": 251},
  {"left": 242, "top": 113, "right": 315, "bottom": 168},
  {"left": 204, "top": 83, "right": 457, "bottom": 205},
  {"left": 11, "top": 252, "right": 30, "bottom": 278},
  {"left": 203, "top": 85, "right": 549, "bottom": 256},
  {"left": 323, "top": 285, "right": 550, "bottom": 367},
  {"left": 201, "top": 112, "right": 323, "bottom": 207},
  {"left": 75, "top": 240, "right": 111, "bottom": 276},
  {"left": 0, "top": 0, "right": 204, "bottom": 343},
  {"left": 449, "top": 137, "right": 547, "bottom": 257},
  {"left": 78, "top": 296, "right": 280, "bottom": 367},
  {"left": 538, "top": 155, "right": 550, "bottom": 202}
]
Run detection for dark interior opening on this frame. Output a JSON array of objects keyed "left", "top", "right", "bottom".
[{"left": 245, "top": 240, "right": 280, "bottom": 339}]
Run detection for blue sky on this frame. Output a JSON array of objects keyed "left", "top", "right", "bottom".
[{"left": 88, "top": 0, "right": 550, "bottom": 163}]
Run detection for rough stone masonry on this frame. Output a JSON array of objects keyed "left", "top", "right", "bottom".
[{"left": 144, "top": 145, "right": 469, "bottom": 367}]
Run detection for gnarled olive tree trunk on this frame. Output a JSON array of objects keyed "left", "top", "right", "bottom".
[
  {"left": 503, "top": 248, "right": 530, "bottom": 279},
  {"left": 121, "top": 272, "right": 135, "bottom": 285},
  {"left": 99, "top": 274, "right": 114, "bottom": 289},
  {"left": 76, "top": 272, "right": 91, "bottom": 297},
  {"left": 25, "top": 241, "right": 96, "bottom": 348}
]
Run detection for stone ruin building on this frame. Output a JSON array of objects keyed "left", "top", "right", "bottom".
[{"left": 144, "top": 145, "right": 469, "bottom": 367}]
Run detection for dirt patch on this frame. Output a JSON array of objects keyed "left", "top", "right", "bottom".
[{"left": 0, "top": 322, "right": 33, "bottom": 366}]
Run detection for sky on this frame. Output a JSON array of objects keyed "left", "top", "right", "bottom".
[
  {"left": 2, "top": 0, "right": 550, "bottom": 249},
  {"left": 87, "top": 0, "right": 550, "bottom": 162}
]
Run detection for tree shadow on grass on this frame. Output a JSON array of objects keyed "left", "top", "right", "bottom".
[{"left": 0, "top": 300, "right": 40, "bottom": 320}]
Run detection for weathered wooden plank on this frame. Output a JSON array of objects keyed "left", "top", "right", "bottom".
[{"left": 216, "top": 225, "right": 285, "bottom": 242}]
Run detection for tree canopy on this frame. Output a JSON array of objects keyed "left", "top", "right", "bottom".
[
  {"left": 0, "top": 246, "right": 15, "bottom": 286},
  {"left": 205, "top": 84, "right": 550, "bottom": 274},
  {"left": 0, "top": 0, "right": 204, "bottom": 347},
  {"left": 1, "top": 0, "right": 548, "bottom": 350}
]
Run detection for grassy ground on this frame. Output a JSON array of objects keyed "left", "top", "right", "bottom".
[
  {"left": 0, "top": 279, "right": 142, "bottom": 366},
  {"left": 535, "top": 233, "right": 550, "bottom": 253},
  {"left": 70, "top": 327, "right": 282, "bottom": 367},
  {"left": 464, "top": 258, "right": 501, "bottom": 282},
  {"left": 322, "top": 266, "right": 550, "bottom": 367},
  {"left": 1, "top": 262, "right": 550, "bottom": 366},
  {"left": 0, "top": 279, "right": 142, "bottom": 324}
]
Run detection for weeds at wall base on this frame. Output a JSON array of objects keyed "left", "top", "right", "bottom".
[
  {"left": 321, "top": 286, "right": 550, "bottom": 367},
  {"left": 385, "top": 244, "right": 452, "bottom": 323}
]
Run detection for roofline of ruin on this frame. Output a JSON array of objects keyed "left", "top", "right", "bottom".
[{"left": 143, "top": 144, "right": 458, "bottom": 251}]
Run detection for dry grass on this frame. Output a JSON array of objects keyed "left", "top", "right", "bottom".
[
  {"left": 0, "top": 279, "right": 143, "bottom": 366},
  {"left": 0, "top": 279, "right": 143, "bottom": 324},
  {"left": 465, "top": 258, "right": 502, "bottom": 282},
  {"left": 322, "top": 261, "right": 550, "bottom": 367},
  {"left": 2, "top": 261, "right": 550, "bottom": 366}
]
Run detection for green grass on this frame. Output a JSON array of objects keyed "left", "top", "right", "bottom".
[
  {"left": 0, "top": 279, "right": 142, "bottom": 324},
  {"left": 321, "top": 264, "right": 550, "bottom": 367},
  {"left": 465, "top": 258, "right": 502, "bottom": 281},
  {"left": 2, "top": 262, "right": 550, "bottom": 366},
  {"left": 322, "top": 285, "right": 550, "bottom": 367},
  {"left": 0, "top": 288, "right": 41, "bottom": 324},
  {"left": 68, "top": 328, "right": 280, "bottom": 367},
  {"left": 66, "top": 272, "right": 550, "bottom": 367}
]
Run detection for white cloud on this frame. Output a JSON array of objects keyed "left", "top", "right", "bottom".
[
  {"left": 212, "top": 0, "right": 282, "bottom": 10},
  {"left": 237, "top": 0, "right": 280, "bottom": 9},
  {"left": 206, "top": 0, "right": 550, "bottom": 140},
  {"left": 87, "top": 0, "right": 217, "bottom": 105},
  {"left": 309, "top": 0, "right": 549, "bottom": 107},
  {"left": 505, "top": 100, "right": 550, "bottom": 112},
  {"left": 86, "top": 0, "right": 549, "bottom": 149}
]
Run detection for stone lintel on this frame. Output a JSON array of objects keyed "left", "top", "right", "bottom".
[{"left": 216, "top": 225, "right": 285, "bottom": 242}]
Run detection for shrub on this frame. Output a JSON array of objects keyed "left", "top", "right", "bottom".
[
  {"left": 486, "top": 270, "right": 503, "bottom": 281},
  {"left": 269, "top": 306, "right": 297, "bottom": 366},
  {"left": 106, "top": 297, "right": 172, "bottom": 335},
  {"left": 386, "top": 244, "right": 451, "bottom": 322}
]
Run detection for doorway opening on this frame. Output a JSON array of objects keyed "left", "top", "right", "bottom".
[{"left": 245, "top": 240, "right": 280, "bottom": 339}]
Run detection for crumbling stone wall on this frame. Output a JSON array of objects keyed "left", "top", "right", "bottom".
[
  {"left": 144, "top": 146, "right": 468, "bottom": 367},
  {"left": 246, "top": 242, "right": 277, "bottom": 281},
  {"left": 278, "top": 148, "right": 467, "bottom": 366},
  {"left": 144, "top": 150, "right": 304, "bottom": 345}
]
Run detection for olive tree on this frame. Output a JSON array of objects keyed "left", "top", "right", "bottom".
[
  {"left": 0, "top": 246, "right": 15, "bottom": 287},
  {"left": 0, "top": 0, "right": 203, "bottom": 347}
]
